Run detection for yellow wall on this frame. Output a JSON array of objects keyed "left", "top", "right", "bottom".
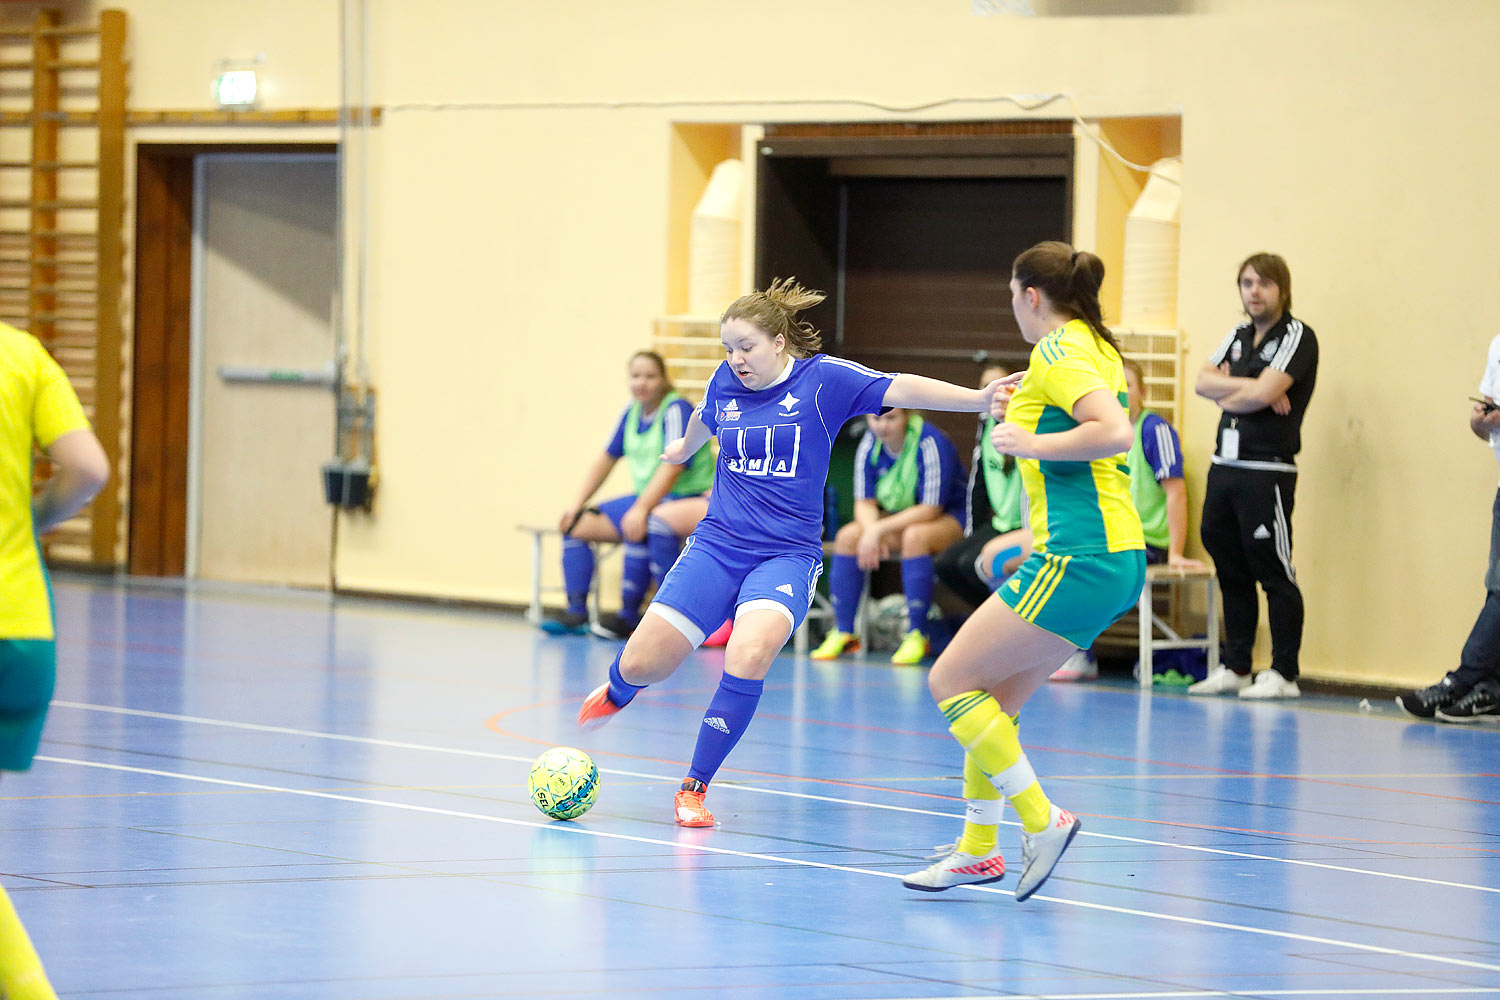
[{"left": 36, "top": 0, "right": 1500, "bottom": 686}]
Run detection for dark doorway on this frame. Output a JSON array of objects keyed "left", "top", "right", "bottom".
[{"left": 755, "top": 127, "right": 1072, "bottom": 456}]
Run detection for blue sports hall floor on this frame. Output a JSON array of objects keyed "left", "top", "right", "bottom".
[{"left": 5, "top": 575, "right": 1499, "bottom": 999}]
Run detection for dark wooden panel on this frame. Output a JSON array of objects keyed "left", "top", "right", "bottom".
[
  {"left": 129, "top": 150, "right": 193, "bottom": 576},
  {"left": 129, "top": 150, "right": 168, "bottom": 575},
  {"left": 840, "top": 176, "right": 1070, "bottom": 453},
  {"left": 754, "top": 155, "right": 840, "bottom": 344},
  {"left": 161, "top": 155, "right": 193, "bottom": 575}
]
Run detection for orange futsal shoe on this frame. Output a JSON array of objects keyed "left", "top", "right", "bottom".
[
  {"left": 577, "top": 683, "right": 623, "bottom": 732},
  {"left": 674, "top": 778, "right": 715, "bottom": 827}
]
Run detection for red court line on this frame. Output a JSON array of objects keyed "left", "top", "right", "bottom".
[
  {"left": 648, "top": 696, "right": 1500, "bottom": 807},
  {"left": 484, "top": 699, "right": 1500, "bottom": 850}
]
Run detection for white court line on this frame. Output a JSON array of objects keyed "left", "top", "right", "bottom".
[
  {"left": 32, "top": 754, "right": 1500, "bottom": 978},
  {"left": 49, "top": 701, "right": 1500, "bottom": 897},
  {"left": 889, "top": 991, "right": 1500, "bottom": 1000}
]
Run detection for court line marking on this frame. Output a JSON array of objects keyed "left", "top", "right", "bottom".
[
  {"left": 32, "top": 754, "right": 1500, "bottom": 978},
  {"left": 49, "top": 701, "right": 1500, "bottom": 896},
  {"left": 885, "top": 990, "right": 1500, "bottom": 1000}
]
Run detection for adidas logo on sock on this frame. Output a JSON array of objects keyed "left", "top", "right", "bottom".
[
  {"left": 703, "top": 716, "right": 730, "bottom": 734},
  {"left": 1253, "top": 524, "right": 1271, "bottom": 539},
  {"left": 775, "top": 583, "right": 794, "bottom": 596}
]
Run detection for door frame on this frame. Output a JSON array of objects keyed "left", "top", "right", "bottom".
[{"left": 129, "top": 142, "right": 337, "bottom": 578}]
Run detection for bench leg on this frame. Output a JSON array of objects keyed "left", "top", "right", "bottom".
[
  {"left": 1138, "top": 579, "right": 1153, "bottom": 688},
  {"left": 1204, "top": 576, "right": 1220, "bottom": 675},
  {"left": 527, "top": 531, "right": 544, "bottom": 626}
]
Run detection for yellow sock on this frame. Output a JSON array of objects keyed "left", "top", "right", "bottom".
[
  {"left": 955, "top": 752, "right": 1000, "bottom": 855},
  {"left": 940, "top": 690, "right": 1052, "bottom": 834},
  {"left": 0, "top": 887, "right": 57, "bottom": 1000}
]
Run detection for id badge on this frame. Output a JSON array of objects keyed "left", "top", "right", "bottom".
[{"left": 1220, "top": 427, "right": 1240, "bottom": 461}]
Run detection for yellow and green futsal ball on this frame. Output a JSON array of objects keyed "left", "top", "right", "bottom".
[{"left": 528, "top": 746, "right": 600, "bottom": 820}]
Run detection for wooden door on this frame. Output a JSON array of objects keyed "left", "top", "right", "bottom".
[{"left": 193, "top": 154, "right": 338, "bottom": 587}]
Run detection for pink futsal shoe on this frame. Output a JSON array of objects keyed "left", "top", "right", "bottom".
[
  {"left": 577, "top": 683, "right": 623, "bottom": 732},
  {"left": 702, "top": 619, "right": 733, "bottom": 648}
]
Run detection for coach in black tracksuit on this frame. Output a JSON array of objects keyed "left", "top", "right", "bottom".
[{"left": 1190, "top": 253, "right": 1318, "bottom": 700}]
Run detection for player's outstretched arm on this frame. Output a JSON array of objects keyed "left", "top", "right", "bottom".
[
  {"left": 34, "top": 428, "right": 108, "bottom": 535},
  {"left": 662, "top": 410, "right": 712, "bottom": 465},
  {"left": 884, "top": 373, "right": 999, "bottom": 413}
]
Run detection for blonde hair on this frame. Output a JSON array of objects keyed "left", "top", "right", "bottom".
[{"left": 720, "top": 277, "right": 825, "bottom": 357}]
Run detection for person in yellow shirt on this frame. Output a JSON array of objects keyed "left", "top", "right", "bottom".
[
  {"left": 902, "top": 241, "right": 1145, "bottom": 901},
  {"left": 0, "top": 321, "right": 109, "bottom": 999}
]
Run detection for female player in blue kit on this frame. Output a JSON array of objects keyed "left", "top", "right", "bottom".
[{"left": 578, "top": 278, "right": 1006, "bottom": 827}]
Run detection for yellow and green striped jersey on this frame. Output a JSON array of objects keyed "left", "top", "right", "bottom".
[{"left": 1006, "top": 319, "right": 1143, "bottom": 556}]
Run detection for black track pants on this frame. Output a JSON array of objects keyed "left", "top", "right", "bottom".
[{"left": 1200, "top": 463, "right": 1303, "bottom": 679}]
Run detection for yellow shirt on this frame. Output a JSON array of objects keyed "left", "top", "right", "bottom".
[
  {"left": 1, "top": 324, "right": 90, "bottom": 638},
  {"left": 1006, "top": 319, "right": 1143, "bottom": 555}
]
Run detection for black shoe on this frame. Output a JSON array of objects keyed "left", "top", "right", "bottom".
[
  {"left": 1395, "top": 675, "right": 1465, "bottom": 719},
  {"left": 1435, "top": 679, "right": 1500, "bottom": 723},
  {"left": 589, "top": 612, "right": 637, "bottom": 641},
  {"left": 539, "top": 610, "right": 589, "bottom": 635}
]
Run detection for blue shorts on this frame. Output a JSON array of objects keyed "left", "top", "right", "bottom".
[
  {"left": 648, "top": 535, "right": 823, "bottom": 647},
  {"left": 594, "top": 492, "right": 706, "bottom": 535},
  {"left": 998, "top": 549, "right": 1146, "bottom": 648}
]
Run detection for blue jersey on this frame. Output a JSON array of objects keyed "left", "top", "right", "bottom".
[
  {"left": 693, "top": 354, "right": 894, "bottom": 561},
  {"left": 853, "top": 420, "right": 966, "bottom": 519},
  {"left": 605, "top": 396, "right": 694, "bottom": 458},
  {"left": 1137, "top": 411, "right": 1183, "bottom": 482}
]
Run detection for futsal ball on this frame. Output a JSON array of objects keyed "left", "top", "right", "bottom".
[{"left": 528, "top": 746, "right": 600, "bottom": 821}]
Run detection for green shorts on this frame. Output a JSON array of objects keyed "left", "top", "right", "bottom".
[
  {"left": 0, "top": 639, "right": 57, "bottom": 772},
  {"left": 999, "top": 549, "right": 1146, "bottom": 648}
]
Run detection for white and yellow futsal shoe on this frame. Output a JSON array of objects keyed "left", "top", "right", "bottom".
[
  {"left": 1014, "top": 803, "right": 1081, "bottom": 902},
  {"left": 902, "top": 845, "right": 1006, "bottom": 892}
]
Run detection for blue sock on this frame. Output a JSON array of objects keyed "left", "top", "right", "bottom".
[
  {"left": 607, "top": 649, "right": 644, "bottom": 708},
  {"left": 830, "top": 554, "right": 863, "bottom": 633},
  {"left": 687, "top": 672, "right": 764, "bottom": 786},
  {"left": 901, "top": 554, "right": 934, "bottom": 632},
  {"left": 646, "top": 515, "right": 681, "bottom": 585},
  {"left": 620, "top": 542, "right": 650, "bottom": 622},
  {"left": 562, "top": 539, "right": 595, "bottom": 615}
]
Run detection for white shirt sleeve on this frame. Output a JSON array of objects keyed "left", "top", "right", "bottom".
[{"left": 1480, "top": 334, "right": 1500, "bottom": 400}]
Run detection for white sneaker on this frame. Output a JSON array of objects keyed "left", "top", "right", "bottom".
[
  {"left": 1049, "top": 649, "right": 1097, "bottom": 682},
  {"left": 902, "top": 845, "right": 1006, "bottom": 892},
  {"left": 926, "top": 841, "right": 956, "bottom": 862},
  {"left": 1187, "top": 665, "right": 1251, "bottom": 696},
  {"left": 1015, "top": 803, "right": 1081, "bottom": 902},
  {"left": 1239, "top": 669, "right": 1300, "bottom": 700}
]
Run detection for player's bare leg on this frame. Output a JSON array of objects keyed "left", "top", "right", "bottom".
[{"left": 577, "top": 611, "right": 693, "bottom": 731}]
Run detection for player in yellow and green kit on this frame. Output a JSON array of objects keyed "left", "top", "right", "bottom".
[
  {"left": 0, "top": 321, "right": 109, "bottom": 998},
  {"left": 902, "top": 242, "right": 1145, "bottom": 900}
]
